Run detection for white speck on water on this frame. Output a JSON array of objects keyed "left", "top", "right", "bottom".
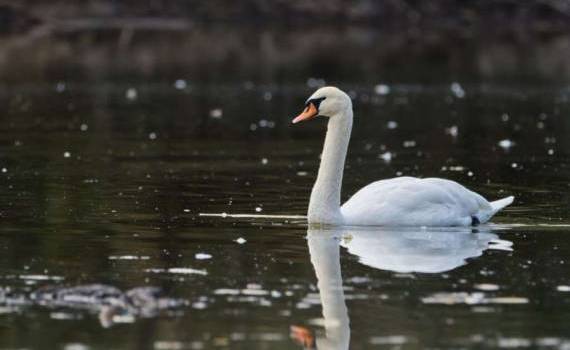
[
  {"left": 450, "top": 82, "right": 465, "bottom": 98},
  {"left": 183, "top": 209, "right": 190, "bottom": 213},
  {"left": 548, "top": 149, "right": 554, "bottom": 155},
  {"left": 14, "top": 140, "right": 22, "bottom": 146},
  {"left": 64, "top": 343, "right": 89, "bottom": 350},
  {"left": 55, "top": 82, "right": 66, "bottom": 93},
  {"left": 379, "top": 152, "right": 393, "bottom": 163},
  {"left": 109, "top": 255, "right": 150, "bottom": 260},
  {"left": 174, "top": 79, "right": 187, "bottom": 90},
  {"left": 296, "top": 171, "right": 308, "bottom": 176},
  {"left": 63, "top": 151, "right": 71, "bottom": 158},
  {"left": 449, "top": 166, "right": 465, "bottom": 171},
  {"left": 537, "top": 121, "right": 545, "bottom": 129},
  {"left": 80, "top": 123, "right": 88, "bottom": 131},
  {"left": 210, "top": 108, "right": 223, "bottom": 119},
  {"left": 255, "top": 207, "right": 262, "bottom": 212},
  {"left": 386, "top": 121, "right": 398, "bottom": 129},
  {"left": 497, "top": 338, "right": 532, "bottom": 348},
  {"left": 154, "top": 341, "right": 186, "bottom": 350},
  {"left": 126, "top": 88, "right": 138, "bottom": 101},
  {"left": 263, "top": 91, "right": 272, "bottom": 101},
  {"left": 498, "top": 139, "right": 515, "bottom": 150},
  {"left": 374, "top": 84, "right": 391, "bottom": 95},
  {"left": 511, "top": 163, "right": 518, "bottom": 168},
  {"left": 148, "top": 132, "right": 157, "bottom": 140},
  {"left": 403, "top": 140, "right": 416, "bottom": 148},
  {"left": 250, "top": 123, "right": 258, "bottom": 131},
  {"left": 261, "top": 158, "right": 268, "bottom": 165},
  {"left": 192, "top": 301, "right": 207, "bottom": 310},
  {"left": 369, "top": 335, "right": 410, "bottom": 345},
  {"left": 475, "top": 283, "right": 500, "bottom": 291},
  {"left": 195, "top": 253, "right": 212, "bottom": 260},
  {"left": 501, "top": 113, "right": 510, "bottom": 122},
  {"left": 1, "top": 168, "right": 6, "bottom": 173},
  {"left": 467, "top": 171, "right": 474, "bottom": 177},
  {"left": 235, "top": 237, "right": 247, "bottom": 244},
  {"left": 557, "top": 285, "right": 570, "bottom": 292},
  {"left": 146, "top": 267, "right": 207, "bottom": 275},
  {"left": 544, "top": 136, "right": 556, "bottom": 144},
  {"left": 221, "top": 212, "right": 228, "bottom": 218},
  {"left": 446, "top": 125, "right": 459, "bottom": 137}
]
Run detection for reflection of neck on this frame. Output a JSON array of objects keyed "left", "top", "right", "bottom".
[
  {"left": 308, "top": 230, "right": 350, "bottom": 350},
  {"left": 308, "top": 108, "right": 353, "bottom": 225}
]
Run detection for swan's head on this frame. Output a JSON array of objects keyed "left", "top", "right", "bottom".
[{"left": 292, "top": 86, "right": 352, "bottom": 124}]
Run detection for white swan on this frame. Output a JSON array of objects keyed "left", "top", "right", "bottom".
[{"left": 292, "top": 86, "right": 514, "bottom": 226}]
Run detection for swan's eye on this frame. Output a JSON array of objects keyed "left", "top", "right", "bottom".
[{"left": 306, "top": 97, "right": 326, "bottom": 111}]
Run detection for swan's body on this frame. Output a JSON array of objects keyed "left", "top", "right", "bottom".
[{"left": 293, "top": 86, "right": 513, "bottom": 226}]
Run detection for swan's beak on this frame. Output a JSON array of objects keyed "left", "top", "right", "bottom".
[{"left": 292, "top": 103, "right": 318, "bottom": 124}]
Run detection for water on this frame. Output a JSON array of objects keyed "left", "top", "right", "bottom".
[{"left": 0, "top": 78, "right": 569, "bottom": 349}]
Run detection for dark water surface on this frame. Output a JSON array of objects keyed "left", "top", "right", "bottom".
[{"left": 0, "top": 81, "right": 569, "bottom": 349}]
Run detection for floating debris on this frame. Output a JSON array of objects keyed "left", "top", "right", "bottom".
[
  {"left": 148, "top": 132, "right": 157, "bottom": 140},
  {"left": 235, "top": 237, "right": 247, "bottom": 245},
  {"left": 63, "top": 152, "right": 71, "bottom": 158}
]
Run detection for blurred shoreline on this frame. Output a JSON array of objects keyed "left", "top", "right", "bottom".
[{"left": 1, "top": 2, "right": 570, "bottom": 83}]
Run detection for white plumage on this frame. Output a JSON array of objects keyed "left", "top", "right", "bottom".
[{"left": 292, "top": 86, "right": 514, "bottom": 226}]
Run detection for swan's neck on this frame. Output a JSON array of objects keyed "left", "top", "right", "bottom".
[{"left": 308, "top": 108, "right": 353, "bottom": 224}]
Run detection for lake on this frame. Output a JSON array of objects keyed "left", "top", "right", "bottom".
[{"left": 0, "top": 25, "right": 569, "bottom": 350}]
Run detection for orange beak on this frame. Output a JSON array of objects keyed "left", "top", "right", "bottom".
[{"left": 292, "top": 102, "right": 318, "bottom": 124}]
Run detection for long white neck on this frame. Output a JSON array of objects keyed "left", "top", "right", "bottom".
[{"left": 308, "top": 107, "right": 353, "bottom": 225}]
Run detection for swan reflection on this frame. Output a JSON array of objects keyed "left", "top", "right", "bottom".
[{"left": 291, "top": 226, "right": 513, "bottom": 349}]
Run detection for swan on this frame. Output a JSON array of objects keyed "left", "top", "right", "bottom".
[{"left": 292, "top": 86, "right": 514, "bottom": 226}]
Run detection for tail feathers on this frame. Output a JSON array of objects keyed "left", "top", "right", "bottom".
[
  {"left": 490, "top": 196, "right": 514, "bottom": 214},
  {"left": 478, "top": 196, "right": 514, "bottom": 224}
]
